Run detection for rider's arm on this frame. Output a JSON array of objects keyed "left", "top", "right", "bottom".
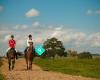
[{"left": 27, "top": 39, "right": 30, "bottom": 47}]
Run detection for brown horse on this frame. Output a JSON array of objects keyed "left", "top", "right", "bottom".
[
  {"left": 6, "top": 48, "right": 17, "bottom": 71},
  {"left": 24, "top": 42, "right": 35, "bottom": 70}
]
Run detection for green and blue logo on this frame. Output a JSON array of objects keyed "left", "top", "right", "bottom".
[{"left": 35, "top": 44, "right": 45, "bottom": 56}]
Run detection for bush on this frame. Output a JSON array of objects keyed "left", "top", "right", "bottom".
[
  {"left": 78, "top": 52, "right": 92, "bottom": 59},
  {"left": 67, "top": 49, "right": 77, "bottom": 57}
]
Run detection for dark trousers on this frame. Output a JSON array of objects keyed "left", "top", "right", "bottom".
[{"left": 24, "top": 47, "right": 29, "bottom": 53}]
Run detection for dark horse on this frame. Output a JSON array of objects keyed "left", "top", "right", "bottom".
[
  {"left": 24, "top": 42, "right": 35, "bottom": 70},
  {"left": 6, "top": 48, "right": 17, "bottom": 71}
]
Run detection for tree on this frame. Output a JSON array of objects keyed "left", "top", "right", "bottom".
[
  {"left": 78, "top": 52, "right": 92, "bottom": 59},
  {"left": 67, "top": 49, "right": 77, "bottom": 57},
  {"left": 43, "top": 37, "right": 66, "bottom": 58}
]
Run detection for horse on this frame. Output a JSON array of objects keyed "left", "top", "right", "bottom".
[
  {"left": 24, "top": 42, "right": 35, "bottom": 70},
  {"left": 6, "top": 48, "right": 17, "bottom": 71}
]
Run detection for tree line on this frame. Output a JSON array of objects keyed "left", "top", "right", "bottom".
[{"left": 41, "top": 37, "right": 93, "bottom": 59}]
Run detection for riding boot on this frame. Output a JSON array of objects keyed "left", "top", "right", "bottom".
[
  {"left": 16, "top": 53, "right": 18, "bottom": 59},
  {"left": 15, "top": 50, "right": 18, "bottom": 59}
]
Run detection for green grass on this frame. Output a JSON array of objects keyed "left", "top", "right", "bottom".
[{"left": 34, "top": 57, "right": 100, "bottom": 79}]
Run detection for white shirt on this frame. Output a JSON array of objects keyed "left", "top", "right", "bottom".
[{"left": 27, "top": 39, "right": 33, "bottom": 47}]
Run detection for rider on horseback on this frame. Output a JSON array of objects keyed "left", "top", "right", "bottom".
[
  {"left": 6, "top": 35, "right": 17, "bottom": 59},
  {"left": 24, "top": 34, "right": 35, "bottom": 70},
  {"left": 24, "top": 34, "right": 34, "bottom": 53}
]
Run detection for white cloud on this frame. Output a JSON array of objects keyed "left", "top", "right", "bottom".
[
  {"left": 51, "top": 30, "right": 60, "bottom": 37},
  {"left": 88, "top": 33, "right": 100, "bottom": 47},
  {"left": 14, "top": 24, "right": 28, "bottom": 30},
  {"left": 3, "top": 35, "right": 10, "bottom": 42},
  {"left": 0, "top": 6, "right": 3, "bottom": 12},
  {"left": 48, "top": 25, "right": 54, "bottom": 29},
  {"left": 20, "top": 25, "right": 28, "bottom": 29},
  {"left": 26, "top": 8, "right": 39, "bottom": 17},
  {"left": 34, "top": 37, "right": 44, "bottom": 44},
  {"left": 95, "top": 10, "right": 100, "bottom": 14},
  {"left": 87, "top": 9, "right": 100, "bottom": 15},
  {"left": 32, "top": 21, "right": 40, "bottom": 27},
  {"left": 73, "top": 32, "right": 86, "bottom": 42},
  {"left": 0, "top": 23, "right": 100, "bottom": 54},
  {"left": 17, "top": 39, "right": 26, "bottom": 48},
  {"left": 0, "top": 30, "right": 11, "bottom": 35},
  {"left": 55, "top": 26, "right": 63, "bottom": 30},
  {"left": 73, "top": 32, "right": 86, "bottom": 47},
  {"left": 87, "top": 10, "right": 93, "bottom": 15},
  {"left": 14, "top": 25, "right": 21, "bottom": 29}
]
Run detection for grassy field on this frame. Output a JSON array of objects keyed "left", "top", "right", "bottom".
[{"left": 34, "top": 57, "right": 100, "bottom": 79}]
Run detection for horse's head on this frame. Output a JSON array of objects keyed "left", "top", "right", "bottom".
[{"left": 29, "top": 42, "right": 33, "bottom": 48}]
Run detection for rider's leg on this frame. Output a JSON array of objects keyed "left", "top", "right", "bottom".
[
  {"left": 6, "top": 47, "right": 10, "bottom": 53},
  {"left": 15, "top": 49, "right": 17, "bottom": 58},
  {"left": 24, "top": 47, "right": 28, "bottom": 53},
  {"left": 14, "top": 48, "right": 18, "bottom": 59},
  {"left": 15, "top": 49, "right": 17, "bottom": 52}
]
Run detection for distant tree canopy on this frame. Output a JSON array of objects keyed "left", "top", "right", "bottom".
[
  {"left": 78, "top": 52, "right": 92, "bottom": 59},
  {"left": 42, "top": 37, "right": 67, "bottom": 58}
]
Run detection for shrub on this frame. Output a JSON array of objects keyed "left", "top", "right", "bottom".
[
  {"left": 67, "top": 49, "right": 77, "bottom": 57},
  {"left": 78, "top": 52, "right": 92, "bottom": 59}
]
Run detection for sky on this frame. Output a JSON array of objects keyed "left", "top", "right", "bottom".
[{"left": 0, "top": 0, "right": 100, "bottom": 56}]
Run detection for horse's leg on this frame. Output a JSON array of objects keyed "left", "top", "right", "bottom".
[
  {"left": 29, "top": 58, "right": 33, "bottom": 70},
  {"left": 8, "top": 59, "right": 11, "bottom": 71},
  {"left": 30, "top": 60, "right": 32, "bottom": 70},
  {"left": 12, "top": 59, "right": 15, "bottom": 70},
  {"left": 25, "top": 53, "right": 28, "bottom": 70},
  {"left": 27, "top": 60, "right": 29, "bottom": 70},
  {"left": 29, "top": 60, "right": 31, "bottom": 70},
  {"left": 26, "top": 58, "right": 28, "bottom": 70}
]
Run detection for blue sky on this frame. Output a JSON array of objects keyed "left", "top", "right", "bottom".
[
  {"left": 0, "top": 0, "right": 100, "bottom": 55},
  {"left": 0, "top": 0, "right": 100, "bottom": 30}
]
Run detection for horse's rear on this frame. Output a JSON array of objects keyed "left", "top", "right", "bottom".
[{"left": 7, "top": 48, "right": 16, "bottom": 70}]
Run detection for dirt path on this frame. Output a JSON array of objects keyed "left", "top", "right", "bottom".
[{"left": 0, "top": 58, "right": 98, "bottom": 80}]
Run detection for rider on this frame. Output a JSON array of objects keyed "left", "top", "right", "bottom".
[
  {"left": 7, "top": 35, "right": 16, "bottom": 51},
  {"left": 24, "top": 34, "right": 34, "bottom": 53},
  {"left": 6, "top": 35, "right": 17, "bottom": 59}
]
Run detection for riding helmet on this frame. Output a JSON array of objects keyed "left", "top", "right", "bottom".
[
  {"left": 11, "top": 35, "right": 14, "bottom": 38},
  {"left": 28, "top": 34, "right": 32, "bottom": 38}
]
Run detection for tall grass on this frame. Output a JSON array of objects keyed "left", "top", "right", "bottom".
[{"left": 34, "top": 57, "right": 100, "bottom": 78}]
